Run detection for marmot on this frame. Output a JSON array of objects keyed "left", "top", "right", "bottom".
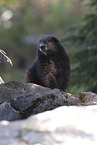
[{"left": 25, "top": 35, "right": 70, "bottom": 91}]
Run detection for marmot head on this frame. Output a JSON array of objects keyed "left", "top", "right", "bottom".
[{"left": 38, "top": 35, "right": 64, "bottom": 56}]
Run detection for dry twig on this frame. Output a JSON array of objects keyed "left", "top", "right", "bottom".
[{"left": 0, "top": 49, "right": 13, "bottom": 66}]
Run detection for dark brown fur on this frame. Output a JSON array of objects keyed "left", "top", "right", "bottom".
[{"left": 25, "top": 35, "right": 70, "bottom": 91}]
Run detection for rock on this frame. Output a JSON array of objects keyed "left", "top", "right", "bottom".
[
  {"left": 0, "top": 80, "right": 97, "bottom": 144},
  {"left": 0, "top": 80, "right": 97, "bottom": 121},
  {"left": 0, "top": 102, "right": 21, "bottom": 121},
  {"left": 0, "top": 105, "right": 97, "bottom": 145},
  {"left": 0, "top": 81, "right": 68, "bottom": 120},
  {"left": 0, "top": 80, "right": 29, "bottom": 104},
  {"left": 10, "top": 89, "right": 66, "bottom": 119},
  {"left": 75, "top": 92, "right": 97, "bottom": 105}
]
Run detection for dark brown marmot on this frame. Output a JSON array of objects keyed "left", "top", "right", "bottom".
[{"left": 25, "top": 35, "right": 70, "bottom": 91}]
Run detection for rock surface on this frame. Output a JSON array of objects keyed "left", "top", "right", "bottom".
[
  {"left": 0, "top": 80, "right": 97, "bottom": 144},
  {"left": 0, "top": 105, "right": 97, "bottom": 145},
  {"left": 0, "top": 80, "right": 97, "bottom": 121}
]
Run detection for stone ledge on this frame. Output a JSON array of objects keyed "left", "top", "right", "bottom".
[{"left": 0, "top": 80, "right": 97, "bottom": 121}]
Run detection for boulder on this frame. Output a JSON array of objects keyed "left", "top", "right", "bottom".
[
  {"left": 0, "top": 105, "right": 97, "bottom": 145},
  {"left": 0, "top": 80, "right": 97, "bottom": 121},
  {"left": 0, "top": 80, "right": 97, "bottom": 145}
]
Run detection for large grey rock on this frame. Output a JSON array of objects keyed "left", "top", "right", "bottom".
[
  {"left": 0, "top": 80, "right": 97, "bottom": 144},
  {"left": 0, "top": 80, "right": 75, "bottom": 120},
  {"left": 0, "top": 80, "right": 97, "bottom": 121},
  {"left": 10, "top": 89, "right": 65, "bottom": 118},
  {"left": 0, "top": 105, "right": 97, "bottom": 145}
]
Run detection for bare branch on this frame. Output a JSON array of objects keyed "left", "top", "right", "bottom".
[{"left": 0, "top": 49, "right": 13, "bottom": 66}]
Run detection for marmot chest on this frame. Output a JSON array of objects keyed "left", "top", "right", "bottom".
[{"left": 42, "top": 60, "right": 60, "bottom": 77}]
